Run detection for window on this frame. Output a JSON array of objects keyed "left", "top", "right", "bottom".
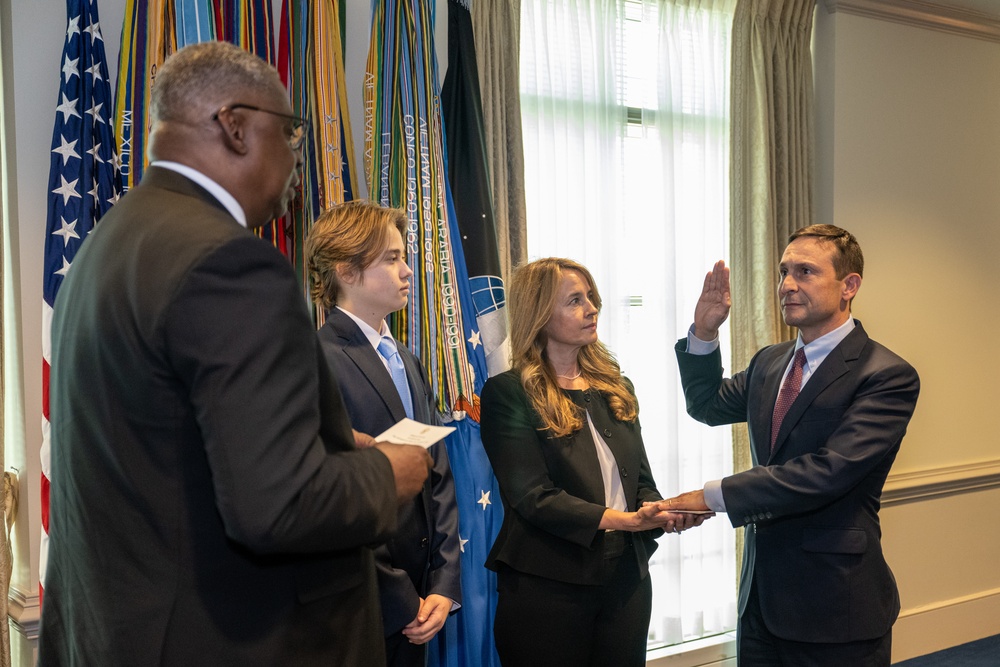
[{"left": 520, "top": 0, "right": 737, "bottom": 650}]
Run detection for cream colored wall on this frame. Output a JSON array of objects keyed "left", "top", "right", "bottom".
[{"left": 814, "top": 6, "right": 1000, "bottom": 661}]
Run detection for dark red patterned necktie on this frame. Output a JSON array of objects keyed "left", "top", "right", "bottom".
[{"left": 771, "top": 347, "right": 807, "bottom": 451}]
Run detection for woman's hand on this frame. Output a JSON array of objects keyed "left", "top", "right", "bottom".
[
  {"left": 639, "top": 503, "right": 713, "bottom": 533},
  {"left": 599, "top": 505, "right": 713, "bottom": 534}
]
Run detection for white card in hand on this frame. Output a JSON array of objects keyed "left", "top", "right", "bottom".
[{"left": 375, "top": 418, "right": 455, "bottom": 448}]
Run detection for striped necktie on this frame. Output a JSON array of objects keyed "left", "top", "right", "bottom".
[{"left": 771, "top": 347, "right": 807, "bottom": 451}]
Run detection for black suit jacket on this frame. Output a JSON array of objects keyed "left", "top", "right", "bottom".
[
  {"left": 480, "top": 370, "right": 662, "bottom": 585},
  {"left": 675, "top": 320, "right": 919, "bottom": 643},
  {"left": 318, "top": 309, "right": 462, "bottom": 635},
  {"left": 40, "top": 167, "right": 398, "bottom": 666}
]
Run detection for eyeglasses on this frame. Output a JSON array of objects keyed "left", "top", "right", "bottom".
[{"left": 212, "top": 103, "right": 310, "bottom": 151}]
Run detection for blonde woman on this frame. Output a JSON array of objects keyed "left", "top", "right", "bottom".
[{"left": 480, "top": 258, "right": 705, "bottom": 666}]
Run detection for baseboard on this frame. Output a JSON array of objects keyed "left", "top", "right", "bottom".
[
  {"left": 7, "top": 586, "right": 39, "bottom": 642},
  {"left": 642, "top": 591, "right": 999, "bottom": 665},
  {"left": 892, "top": 587, "right": 1000, "bottom": 662}
]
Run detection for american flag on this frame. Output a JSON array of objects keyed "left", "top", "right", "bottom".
[{"left": 40, "top": 0, "right": 121, "bottom": 604}]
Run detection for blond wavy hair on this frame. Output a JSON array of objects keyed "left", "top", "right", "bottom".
[{"left": 508, "top": 258, "right": 638, "bottom": 438}]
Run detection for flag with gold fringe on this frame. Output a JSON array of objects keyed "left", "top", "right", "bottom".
[{"left": 366, "top": 2, "right": 502, "bottom": 664}]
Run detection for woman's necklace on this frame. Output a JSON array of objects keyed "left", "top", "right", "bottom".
[{"left": 555, "top": 369, "right": 582, "bottom": 380}]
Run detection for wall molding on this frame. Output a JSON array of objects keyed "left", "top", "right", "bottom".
[
  {"left": 883, "top": 458, "right": 1000, "bottom": 505},
  {"left": 8, "top": 586, "right": 39, "bottom": 641},
  {"left": 894, "top": 587, "right": 1000, "bottom": 661},
  {"left": 822, "top": 0, "right": 1000, "bottom": 43}
]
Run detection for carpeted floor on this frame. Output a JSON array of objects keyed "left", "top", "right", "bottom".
[{"left": 893, "top": 634, "right": 1000, "bottom": 666}]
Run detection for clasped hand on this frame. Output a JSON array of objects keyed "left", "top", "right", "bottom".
[{"left": 640, "top": 489, "right": 715, "bottom": 534}]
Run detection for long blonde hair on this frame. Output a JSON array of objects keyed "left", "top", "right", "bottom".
[{"left": 508, "top": 258, "right": 638, "bottom": 438}]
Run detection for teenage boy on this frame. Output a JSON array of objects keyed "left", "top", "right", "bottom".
[{"left": 306, "top": 200, "right": 462, "bottom": 667}]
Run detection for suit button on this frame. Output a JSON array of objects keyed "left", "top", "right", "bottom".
[
  {"left": 603, "top": 428, "right": 612, "bottom": 438},
  {"left": 620, "top": 467, "right": 628, "bottom": 478},
  {"left": 420, "top": 537, "right": 428, "bottom": 548},
  {"left": 584, "top": 394, "right": 591, "bottom": 402},
  {"left": 765, "top": 512, "right": 773, "bottom": 519}
]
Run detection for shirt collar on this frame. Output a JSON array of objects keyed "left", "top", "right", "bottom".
[
  {"left": 336, "top": 306, "right": 390, "bottom": 352},
  {"left": 796, "top": 317, "right": 856, "bottom": 371}
]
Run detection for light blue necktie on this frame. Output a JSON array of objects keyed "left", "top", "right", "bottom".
[{"left": 377, "top": 336, "right": 414, "bottom": 420}]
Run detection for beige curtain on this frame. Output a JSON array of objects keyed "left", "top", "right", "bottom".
[
  {"left": 470, "top": 0, "right": 528, "bottom": 280},
  {"left": 729, "top": 0, "right": 816, "bottom": 567}
]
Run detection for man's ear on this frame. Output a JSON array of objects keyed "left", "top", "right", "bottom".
[
  {"left": 214, "top": 107, "right": 250, "bottom": 156},
  {"left": 842, "top": 273, "right": 861, "bottom": 302}
]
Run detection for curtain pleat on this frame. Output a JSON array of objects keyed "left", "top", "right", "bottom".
[
  {"left": 728, "top": 0, "right": 816, "bottom": 575},
  {"left": 470, "top": 0, "right": 528, "bottom": 280}
]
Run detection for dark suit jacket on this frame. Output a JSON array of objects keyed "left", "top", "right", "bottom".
[
  {"left": 318, "top": 309, "right": 462, "bottom": 636},
  {"left": 675, "top": 320, "right": 919, "bottom": 643},
  {"left": 480, "top": 370, "right": 662, "bottom": 585},
  {"left": 40, "top": 167, "right": 398, "bottom": 667}
]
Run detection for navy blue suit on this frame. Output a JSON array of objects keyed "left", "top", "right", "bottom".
[
  {"left": 676, "top": 320, "right": 919, "bottom": 651},
  {"left": 318, "top": 309, "right": 462, "bottom": 661}
]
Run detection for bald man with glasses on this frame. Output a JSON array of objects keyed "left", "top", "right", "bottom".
[{"left": 39, "top": 41, "right": 431, "bottom": 667}]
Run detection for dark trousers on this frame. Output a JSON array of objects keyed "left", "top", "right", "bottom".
[
  {"left": 738, "top": 578, "right": 892, "bottom": 667},
  {"left": 493, "top": 532, "right": 652, "bottom": 667}
]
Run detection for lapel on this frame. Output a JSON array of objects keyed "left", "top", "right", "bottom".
[
  {"left": 397, "top": 346, "right": 429, "bottom": 423},
  {"left": 768, "top": 321, "right": 868, "bottom": 461},
  {"left": 577, "top": 391, "right": 634, "bottom": 508},
  {"left": 328, "top": 309, "right": 408, "bottom": 423}
]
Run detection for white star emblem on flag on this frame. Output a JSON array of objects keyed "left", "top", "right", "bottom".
[{"left": 477, "top": 490, "right": 491, "bottom": 510}]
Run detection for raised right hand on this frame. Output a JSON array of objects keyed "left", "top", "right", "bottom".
[
  {"left": 693, "top": 259, "right": 731, "bottom": 341},
  {"left": 374, "top": 443, "right": 433, "bottom": 505}
]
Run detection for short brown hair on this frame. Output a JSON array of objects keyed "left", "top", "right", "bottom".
[
  {"left": 788, "top": 224, "right": 864, "bottom": 279},
  {"left": 305, "top": 200, "right": 408, "bottom": 310}
]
